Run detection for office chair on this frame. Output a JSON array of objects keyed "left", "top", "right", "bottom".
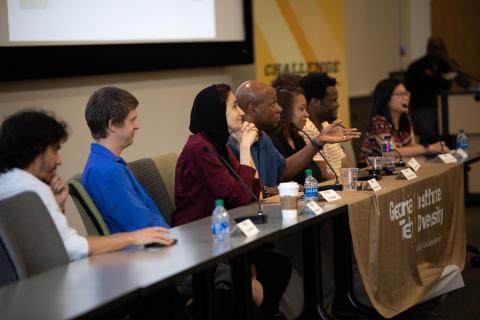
[
  {"left": 341, "top": 141, "right": 357, "bottom": 168},
  {"left": 68, "top": 175, "right": 110, "bottom": 236},
  {"left": 128, "top": 157, "right": 174, "bottom": 225},
  {"left": 152, "top": 153, "right": 178, "bottom": 210},
  {"left": 0, "top": 239, "right": 17, "bottom": 286},
  {"left": 467, "top": 244, "right": 480, "bottom": 267},
  {"left": 0, "top": 192, "right": 69, "bottom": 281}
]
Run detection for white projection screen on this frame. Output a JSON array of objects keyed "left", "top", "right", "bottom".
[{"left": 0, "top": 0, "right": 253, "bottom": 80}]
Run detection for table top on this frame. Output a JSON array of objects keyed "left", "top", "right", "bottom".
[{"left": 0, "top": 201, "right": 345, "bottom": 320}]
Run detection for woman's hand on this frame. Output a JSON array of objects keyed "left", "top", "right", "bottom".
[
  {"left": 315, "top": 123, "right": 361, "bottom": 144},
  {"left": 237, "top": 121, "right": 259, "bottom": 148},
  {"left": 428, "top": 141, "right": 449, "bottom": 153}
]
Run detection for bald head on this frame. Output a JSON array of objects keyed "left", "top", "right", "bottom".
[
  {"left": 235, "top": 80, "right": 282, "bottom": 131},
  {"left": 236, "top": 80, "right": 274, "bottom": 110}
]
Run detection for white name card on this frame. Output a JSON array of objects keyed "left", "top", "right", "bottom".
[
  {"left": 456, "top": 149, "right": 468, "bottom": 160},
  {"left": 235, "top": 219, "right": 259, "bottom": 237},
  {"left": 367, "top": 178, "right": 382, "bottom": 192},
  {"left": 408, "top": 158, "right": 421, "bottom": 172},
  {"left": 306, "top": 201, "right": 325, "bottom": 215},
  {"left": 319, "top": 189, "right": 342, "bottom": 202},
  {"left": 438, "top": 153, "right": 458, "bottom": 163},
  {"left": 400, "top": 168, "right": 418, "bottom": 180}
]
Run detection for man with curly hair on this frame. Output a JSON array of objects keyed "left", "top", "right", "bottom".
[{"left": 0, "top": 110, "right": 174, "bottom": 261}]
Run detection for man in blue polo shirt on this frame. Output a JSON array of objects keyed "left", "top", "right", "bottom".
[
  {"left": 81, "top": 87, "right": 170, "bottom": 234},
  {"left": 229, "top": 80, "right": 354, "bottom": 190}
]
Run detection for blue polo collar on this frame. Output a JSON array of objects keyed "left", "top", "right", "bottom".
[{"left": 90, "top": 143, "right": 126, "bottom": 165}]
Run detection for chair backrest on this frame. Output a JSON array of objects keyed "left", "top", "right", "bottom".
[
  {"left": 0, "top": 238, "right": 18, "bottom": 286},
  {"left": 128, "top": 157, "right": 174, "bottom": 225},
  {"left": 152, "top": 153, "right": 178, "bottom": 209},
  {"left": 68, "top": 175, "right": 110, "bottom": 236},
  {"left": 0, "top": 192, "right": 69, "bottom": 280},
  {"left": 341, "top": 141, "right": 358, "bottom": 168}
]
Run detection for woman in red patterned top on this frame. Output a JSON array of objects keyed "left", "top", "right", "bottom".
[{"left": 361, "top": 78, "right": 448, "bottom": 162}]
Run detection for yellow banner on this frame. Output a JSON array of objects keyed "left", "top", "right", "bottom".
[{"left": 254, "top": 0, "right": 350, "bottom": 125}]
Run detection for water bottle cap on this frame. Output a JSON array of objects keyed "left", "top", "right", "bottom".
[
  {"left": 305, "top": 169, "right": 313, "bottom": 176},
  {"left": 215, "top": 199, "right": 224, "bottom": 206},
  {"left": 459, "top": 128, "right": 464, "bottom": 132}
]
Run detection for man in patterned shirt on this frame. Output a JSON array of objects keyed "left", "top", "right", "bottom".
[{"left": 299, "top": 72, "right": 349, "bottom": 181}]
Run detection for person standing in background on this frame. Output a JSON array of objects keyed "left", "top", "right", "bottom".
[{"left": 405, "top": 37, "right": 470, "bottom": 144}]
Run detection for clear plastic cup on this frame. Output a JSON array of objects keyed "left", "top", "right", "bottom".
[
  {"left": 341, "top": 168, "right": 359, "bottom": 191},
  {"left": 367, "top": 157, "right": 383, "bottom": 177}
]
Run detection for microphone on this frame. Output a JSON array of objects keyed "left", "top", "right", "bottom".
[
  {"left": 353, "top": 115, "right": 406, "bottom": 167},
  {"left": 202, "top": 147, "right": 268, "bottom": 224},
  {"left": 409, "top": 108, "right": 445, "bottom": 157},
  {"left": 292, "top": 124, "right": 343, "bottom": 191}
]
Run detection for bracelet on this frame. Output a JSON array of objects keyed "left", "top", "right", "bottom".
[{"left": 311, "top": 139, "right": 324, "bottom": 151}]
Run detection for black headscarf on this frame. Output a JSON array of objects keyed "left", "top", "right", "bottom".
[{"left": 189, "top": 85, "right": 230, "bottom": 162}]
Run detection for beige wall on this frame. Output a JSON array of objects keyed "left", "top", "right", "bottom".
[
  {"left": 344, "top": 0, "right": 432, "bottom": 96},
  {"left": 0, "top": 1, "right": 430, "bottom": 233},
  {"left": 344, "top": 0, "right": 399, "bottom": 97},
  {"left": 0, "top": 66, "right": 255, "bottom": 233}
]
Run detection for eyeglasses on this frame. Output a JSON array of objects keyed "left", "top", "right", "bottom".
[{"left": 392, "top": 91, "right": 410, "bottom": 98}]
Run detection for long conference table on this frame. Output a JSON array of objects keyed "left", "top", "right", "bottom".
[
  {"left": 0, "top": 199, "right": 348, "bottom": 319},
  {"left": 0, "top": 159, "right": 466, "bottom": 320}
]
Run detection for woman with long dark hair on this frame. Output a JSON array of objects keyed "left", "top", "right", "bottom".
[
  {"left": 361, "top": 78, "right": 448, "bottom": 160},
  {"left": 269, "top": 87, "right": 323, "bottom": 184}
]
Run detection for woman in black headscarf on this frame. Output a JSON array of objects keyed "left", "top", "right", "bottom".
[
  {"left": 174, "top": 85, "right": 294, "bottom": 319},
  {"left": 173, "top": 84, "right": 261, "bottom": 226}
]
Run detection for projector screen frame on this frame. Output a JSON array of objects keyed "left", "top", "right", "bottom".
[{"left": 0, "top": 0, "right": 253, "bottom": 81}]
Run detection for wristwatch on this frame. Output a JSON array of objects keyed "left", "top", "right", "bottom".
[
  {"left": 311, "top": 139, "right": 324, "bottom": 151},
  {"left": 424, "top": 144, "right": 432, "bottom": 154}
]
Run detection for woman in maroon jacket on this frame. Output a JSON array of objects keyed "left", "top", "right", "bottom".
[
  {"left": 173, "top": 84, "right": 292, "bottom": 319},
  {"left": 173, "top": 83, "right": 261, "bottom": 226}
]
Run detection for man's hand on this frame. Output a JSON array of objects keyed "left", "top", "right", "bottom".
[
  {"left": 251, "top": 265, "right": 264, "bottom": 306},
  {"left": 130, "top": 227, "right": 174, "bottom": 246},
  {"left": 50, "top": 175, "right": 69, "bottom": 212}
]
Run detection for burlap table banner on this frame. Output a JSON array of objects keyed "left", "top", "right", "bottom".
[
  {"left": 342, "top": 162, "right": 466, "bottom": 318},
  {"left": 264, "top": 162, "right": 465, "bottom": 318}
]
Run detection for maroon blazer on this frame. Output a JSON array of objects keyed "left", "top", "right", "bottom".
[{"left": 172, "top": 133, "right": 261, "bottom": 226}]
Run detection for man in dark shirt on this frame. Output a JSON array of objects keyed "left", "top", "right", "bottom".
[{"left": 405, "top": 37, "right": 469, "bottom": 144}]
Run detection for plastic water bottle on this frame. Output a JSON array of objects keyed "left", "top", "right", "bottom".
[
  {"left": 381, "top": 134, "right": 395, "bottom": 174},
  {"left": 456, "top": 129, "right": 468, "bottom": 152},
  {"left": 304, "top": 169, "right": 318, "bottom": 201},
  {"left": 211, "top": 199, "right": 230, "bottom": 241}
]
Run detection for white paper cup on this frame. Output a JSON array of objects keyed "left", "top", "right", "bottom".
[{"left": 278, "top": 182, "right": 299, "bottom": 218}]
